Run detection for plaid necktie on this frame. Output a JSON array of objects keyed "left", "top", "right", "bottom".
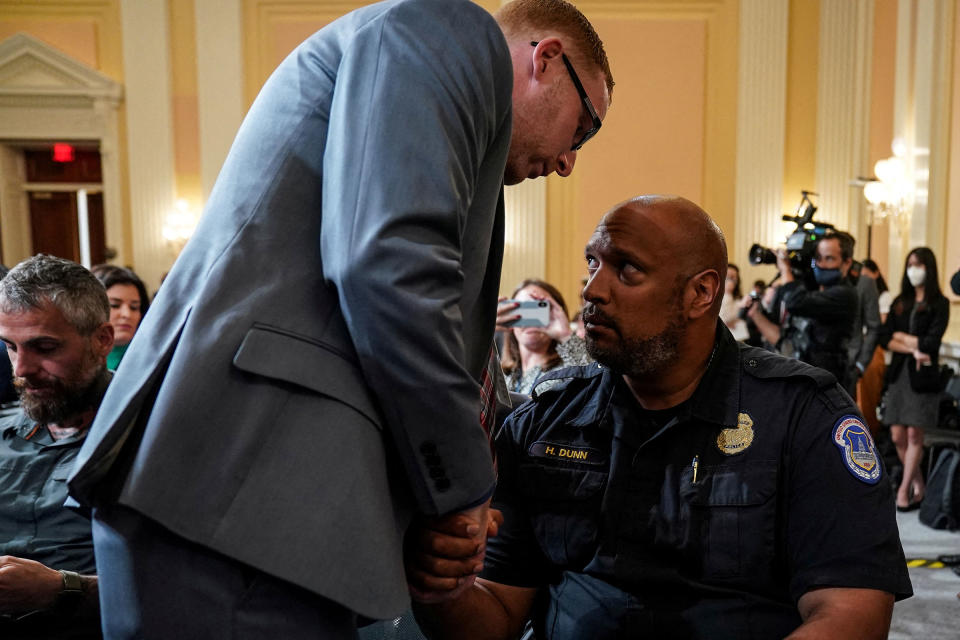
[{"left": 479, "top": 346, "right": 498, "bottom": 464}]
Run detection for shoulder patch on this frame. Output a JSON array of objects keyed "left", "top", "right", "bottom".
[{"left": 832, "top": 415, "right": 881, "bottom": 484}]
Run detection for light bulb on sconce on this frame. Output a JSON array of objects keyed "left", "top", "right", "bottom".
[
  {"left": 862, "top": 153, "right": 909, "bottom": 223},
  {"left": 162, "top": 199, "right": 199, "bottom": 255}
]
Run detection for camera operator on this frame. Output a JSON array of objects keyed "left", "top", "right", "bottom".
[{"left": 776, "top": 231, "right": 859, "bottom": 391}]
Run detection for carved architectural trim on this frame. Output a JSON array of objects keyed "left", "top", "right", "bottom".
[{"left": 0, "top": 32, "right": 124, "bottom": 267}]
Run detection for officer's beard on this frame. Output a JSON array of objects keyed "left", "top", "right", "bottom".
[
  {"left": 585, "top": 295, "right": 687, "bottom": 379},
  {"left": 14, "top": 348, "right": 106, "bottom": 426}
]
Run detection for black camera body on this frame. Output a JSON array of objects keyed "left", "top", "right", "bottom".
[{"left": 748, "top": 191, "right": 834, "bottom": 290}]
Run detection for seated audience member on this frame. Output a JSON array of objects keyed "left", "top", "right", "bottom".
[
  {"left": 0, "top": 255, "right": 114, "bottom": 639},
  {"left": 498, "top": 279, "right": 590, "bottom": 395},
  {"left": 90, "top": 265, "right": 149, "bottom": 370},
  {"left": 410, "top": 196, "right": 911, "bottom": 640},
  {"left": 719, "top": 262, "right": 748, "bottom": 340}
]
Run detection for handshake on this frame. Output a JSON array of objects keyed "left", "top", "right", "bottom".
[{"left": 404, "top": 499, "right": 503, "bottom": 603}]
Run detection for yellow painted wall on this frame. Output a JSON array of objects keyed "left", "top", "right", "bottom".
[
  {"left": 782, "top": 0, "right": 818, "bottom": 221},
  {"left": 169, "top": 0, "right": 203, "bottom": 210},
  {"left": 546, "top": 0, "right": 738, "bottom": 309}
]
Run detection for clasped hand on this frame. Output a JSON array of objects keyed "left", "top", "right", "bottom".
[{"left": 405, "top": 500, "right": 503, "bottom": 603}]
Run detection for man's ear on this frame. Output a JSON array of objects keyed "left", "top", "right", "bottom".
[
  {"left": 530, "top": 37, "right": 564, "bottom": 79},
  {"left": 687, "top": 269, "right": 722, "bottom": 320},
  {"left": 93, "top": 321, "right": 114, "bottom": 357}
]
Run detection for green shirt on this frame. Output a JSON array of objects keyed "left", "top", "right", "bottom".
[
  {"left": 106, "top": 343, "right": 129, "bottom": 371},
  {"left": 0, "top": 411, "right": 95, "bottom": 574}
]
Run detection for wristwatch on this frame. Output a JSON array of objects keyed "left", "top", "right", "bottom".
[{"left": 56, "top": 570, "right": 84, "bottom": 608}]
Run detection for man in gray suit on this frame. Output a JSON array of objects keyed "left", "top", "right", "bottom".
[{"left": 67, "top": 0, "right": 613, "bottom": 637}]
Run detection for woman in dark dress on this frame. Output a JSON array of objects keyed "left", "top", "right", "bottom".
[{"left": 878, "top": 247, "right": 950, "bottom": 511}]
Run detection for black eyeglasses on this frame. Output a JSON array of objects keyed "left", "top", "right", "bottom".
[{"left": 531, "top": 41, "right": 602, "bottom": 151}]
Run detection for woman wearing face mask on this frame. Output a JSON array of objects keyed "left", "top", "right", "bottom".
[
  {"left": 92, "top": 264, "right": 151, "bottom": 370},
  {"left": 878, "top": 247, "right": 950, "bottom": 511}
]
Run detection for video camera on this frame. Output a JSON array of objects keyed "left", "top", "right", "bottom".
[{"left": 748, "top": 191, "right": 834, "bottom": 289}]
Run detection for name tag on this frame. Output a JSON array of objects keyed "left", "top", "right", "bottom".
[{"left": 528, "top": 441, "right": 606, "bottom": 465}]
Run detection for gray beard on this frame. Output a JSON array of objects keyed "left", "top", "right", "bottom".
[
  {"left": 17, "top": 366, "right": 106, "bottom": 426},
  {"left": 586, "top": 313, "right": 686, "bottom": 378}
]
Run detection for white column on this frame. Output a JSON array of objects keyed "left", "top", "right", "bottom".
[
  {"left": 194, "top": 0, "right": 245, "bottom": 203},
  {"left": 734, "top": 0, "right": 789, "bottom": 278},
  {"left": 120, "top": 0, "right": 176, "bottom": 290},
  {"left": 815, "top": 0, "right": 873, "bottom": 242},
  {"left": 889, "top": 0, "right": 954, "bottom": 271},
  {"left": 502, "top": 179, "right": 546, "bottom": 295},
  {"left": 94, "top": 96, "right": 126, "bottom": 267}
]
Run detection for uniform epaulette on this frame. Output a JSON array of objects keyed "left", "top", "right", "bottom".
[
  {"left": 739, "top": 345, "right": 837, "bottom": 389},
  {"left": 531, "top": 362, "right": 603, "bottom": 400}
]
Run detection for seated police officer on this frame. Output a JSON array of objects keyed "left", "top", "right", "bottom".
[
  {"left": 0, "top": 255, "right": 113, "bottom": 639},
  {"left": 775, "top": 232, "right": 859, "bottom": 391},
  {"left": 409, "top": 196, "right": 911, "bottom": 640}
]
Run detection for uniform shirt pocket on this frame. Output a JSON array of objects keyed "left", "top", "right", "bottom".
[
  {"left": 518, "top": 462, "right": 607, "bottom": 568},
  {"left": 683, "top": 460, "right": 778, "bottom": 580}
]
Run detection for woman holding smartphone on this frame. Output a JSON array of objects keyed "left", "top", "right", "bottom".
[
  {"left": 497, "top": 279, "right": 590, "bottom": 395},
  {"left": 878, "top": 247, "right": 950, "bottom": 511}
]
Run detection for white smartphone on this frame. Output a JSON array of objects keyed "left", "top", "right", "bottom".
[{"left": 505, "top": 299, "right": 550, "bottom": 327}]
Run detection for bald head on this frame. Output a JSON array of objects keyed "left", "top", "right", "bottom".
[
  {"left": 597, "top": 196, "right": 727, "bottom": 312},
  {"left": 608, "top": 196, "right": 726, "bottom": 276}
]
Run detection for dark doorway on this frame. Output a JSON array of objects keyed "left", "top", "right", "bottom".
[
  {"left": 22, "top": 145, "right": 105, "bottom": 265},
  {"left": 27, "top": 191, "right": 105, "bottom": 265}
]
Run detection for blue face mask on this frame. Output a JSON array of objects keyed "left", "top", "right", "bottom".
[{"left": 812, "top": 263, "right": 843, "bottom": 286}]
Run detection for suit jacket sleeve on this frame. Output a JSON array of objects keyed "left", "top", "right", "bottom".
[
  {"left": 856, "top": 277, "right": 881, "bottom": 369},
  {"left": 319, "top": 1, "right": 512, "bottom": 516}
]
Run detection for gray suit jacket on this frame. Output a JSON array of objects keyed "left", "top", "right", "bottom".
[
  {"left": 849, "top": 275, "right": 881, "bottom": 372},
  {"left": 68, "top": 0, "right": 512, "bottom": 619}
]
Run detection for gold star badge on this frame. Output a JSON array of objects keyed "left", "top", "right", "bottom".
[{"left": 717, "top": 412, "right": 755, "bottom": 455}]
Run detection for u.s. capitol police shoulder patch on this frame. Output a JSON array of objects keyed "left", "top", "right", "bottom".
[{"left": 832, "top": 415, "right": 881, "bottom": 484}]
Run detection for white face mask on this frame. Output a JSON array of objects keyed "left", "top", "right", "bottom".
[{"left": 907, "top": 265, "right": 926, "bottom": 287}]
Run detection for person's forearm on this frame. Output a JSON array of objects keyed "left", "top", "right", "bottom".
[
  {"left": 886, "top": 336, "right": 914, "bottom": 354},
  {"left": 750, "top": 312, "right": 781, "bottom": 345},
  {"left": 413, "top": 583, "right": 521, "bottom": 640}
]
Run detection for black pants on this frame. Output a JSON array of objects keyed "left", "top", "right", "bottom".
[{"left": 92, "top": 505, "right": 357, "bottom": 640}]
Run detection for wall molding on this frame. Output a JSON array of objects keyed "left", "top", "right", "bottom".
[{"left": 0, "top": 32, "right": 124, "bottom": 267}]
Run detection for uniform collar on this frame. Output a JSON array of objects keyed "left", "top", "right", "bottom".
[{"left": 565, "top": 320, "right": 742, "bottom": 430}]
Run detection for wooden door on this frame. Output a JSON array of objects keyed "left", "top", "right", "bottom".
[{"left": 27, "top": 191, "right": 105, "bottom": 265}]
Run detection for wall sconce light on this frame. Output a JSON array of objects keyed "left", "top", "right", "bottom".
[
  {"left": 162, "top": 199, "right": 198, "bottom": 256},
  {"left": 863, "top": 156, "right": 908, "bottom": 222}
]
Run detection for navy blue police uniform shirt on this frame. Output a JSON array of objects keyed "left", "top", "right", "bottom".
[{"left": 482, "top": 323, "right": 912, "bottom": 640}]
